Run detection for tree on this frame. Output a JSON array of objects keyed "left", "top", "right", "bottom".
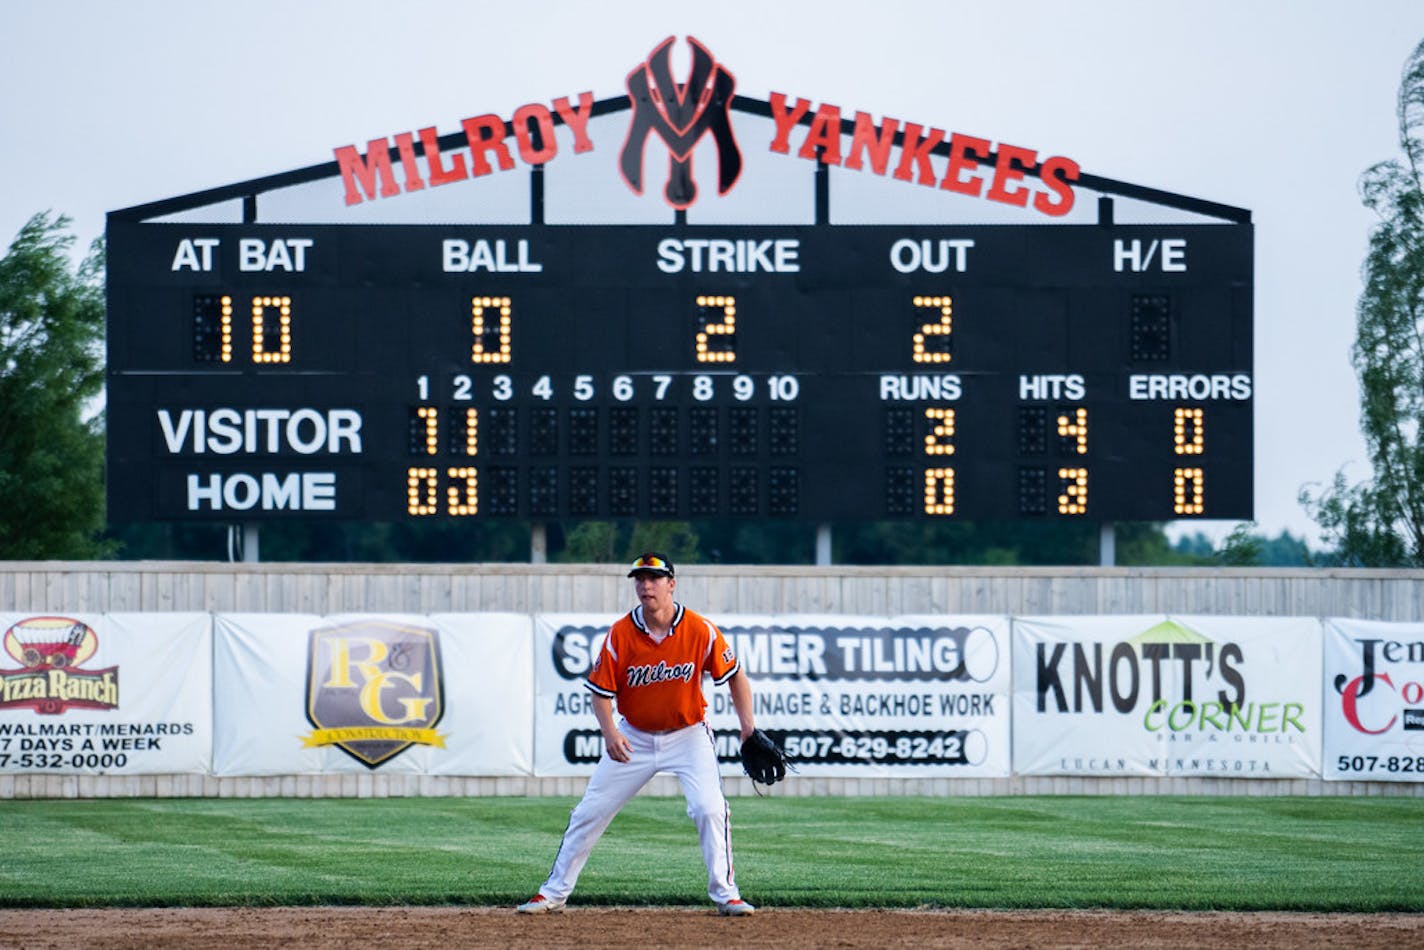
[
  {"left": 1302, "top": 38, "right": 1424, "bottom": 566},
  {"left": 1216, "top": 523, "right": 1264, "bottom": 567},
  {"left": 554, "top": 520, "right": 700, "bottom": 565},
  {"left": 0, "top": 213, "right": 111, "bottom": 559}
]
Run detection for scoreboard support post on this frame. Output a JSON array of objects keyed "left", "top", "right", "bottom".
[
  {"left": 224, "top": 524, "right": 260, "bottom": 563},
  {"left": 816, "top": 524, "right": 832, "bottom": 566},
  {"left": 1099, "top": 523, "right": 1116, "bottom": 567}
]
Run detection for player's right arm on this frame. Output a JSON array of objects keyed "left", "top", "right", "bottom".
[{"left": 593, "top": 694, "right": 633, "bottom": 762}]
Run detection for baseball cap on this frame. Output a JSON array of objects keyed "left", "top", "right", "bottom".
[{"left": 627, "top": 552, "right": 675, "bottom": 578}]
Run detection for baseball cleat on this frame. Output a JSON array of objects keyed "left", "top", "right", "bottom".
[
  {"left": 516, "top": 894, "right": 565, "bottom": 914},
  {"left": 717, "top": 899, "right": 756, "bottom": 916}
]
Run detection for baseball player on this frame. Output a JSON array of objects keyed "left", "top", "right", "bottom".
[{"left": 517, "top": 552, "right": 758, "bottom": 916}]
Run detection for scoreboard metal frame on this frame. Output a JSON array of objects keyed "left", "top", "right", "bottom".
[{"left": 105, "top": 95, "right": 1254, "bottom": 527}]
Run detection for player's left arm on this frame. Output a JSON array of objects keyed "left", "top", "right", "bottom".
[
  {"left": 705, "top": 618, "right": 755, "bottom": 740},
  {"left": 726, "top": 668, "right": 755, "bottom": 741}
]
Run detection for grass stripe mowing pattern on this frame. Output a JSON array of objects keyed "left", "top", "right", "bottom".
[{"left": 1, "top": 796, "right": 1420, "bottom": 910}]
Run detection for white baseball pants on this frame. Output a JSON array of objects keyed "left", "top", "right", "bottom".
[{"left": 536, "top": 720, "right": 741, "bottom": 904}]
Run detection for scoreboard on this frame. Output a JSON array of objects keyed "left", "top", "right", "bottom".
[{"left": 105, "top": 220, "right": 1253, "bottom": 523}]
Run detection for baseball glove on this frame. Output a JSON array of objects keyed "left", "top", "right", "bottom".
[{"left": 740, "top": 728, "right": 790, "bottom": 786}]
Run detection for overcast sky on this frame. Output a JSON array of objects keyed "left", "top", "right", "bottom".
[{"left": 5, "top": 1, "right": 1424, "bottom": 548}]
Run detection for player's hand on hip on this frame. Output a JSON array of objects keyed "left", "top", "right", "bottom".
[{"left": 603, "top": 728, "right": 633, "bottom": 762}]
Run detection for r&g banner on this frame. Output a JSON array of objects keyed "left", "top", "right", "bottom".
[{"left": 213, "top": 613, "right": 532, "bottom": 775}]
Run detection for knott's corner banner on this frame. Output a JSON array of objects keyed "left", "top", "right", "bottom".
[
  {"left": 1324, "top": 618, "right": 1424, "bottom": 782},
  {"left": 1013, "top": 616, "right": 1322, "bottom": 778},
  {"left": 0, "top": 613, "right": 210, "bottom": 775},
  {"left": 535, "top": 613, "right": 1010, "bottom": 778},
  {"left": 213, "top": 613, "right": 531, "bottom": 775}
]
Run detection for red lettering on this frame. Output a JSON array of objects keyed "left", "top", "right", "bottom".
[
  {"left": 797, "top": 104, "right": 843, "bottom": 165},
  {"left": 986, "top": 142, "right": 1038, "bottom": 208},
  {"left": 768, "top": 92, "right": 813, "bottom": 154},
  {"left": 333, "top": 138, "right": 400, "bottom": 206},
  {"left": 844, "top": 112, "right": 898, "bottom": 175},
  {"left": 461, "top": 114, "right": 516, "bottom": 177},
  {"left": 893, "top": 123, "right": 945, "bottom": 186},
  {"left": 1341, "top": 673, "right": 1396, "bottom": 735},
  {"left": 553, "top": 92, "right": 596, "bottom": 153},
  {"left": 393, "top": 131, "right": 425, "bottom": 193},
  {"left": 419, "top": 126, "right": 468, "bottom": 187},
  {"left": 1034, "top": 155, "right": 1080, "bottom": 216},
  {"left": 513, "top": 103, "right": 557, "bottom": 165},
  {"left": 939, "top": 133, "right": 991, "bottom": 197}
]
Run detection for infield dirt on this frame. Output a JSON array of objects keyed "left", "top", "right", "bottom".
[{"left": 1, "top": 907, "right": 1422, "bottom": 949}]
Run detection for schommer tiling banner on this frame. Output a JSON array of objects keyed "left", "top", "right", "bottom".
[
  {"left": 213, "top": 613, "right": 532, "bottom": 776},
  {"left": 1323, "top": 618, "right": 1424, "bottom": 782},
  {"left": 0, "top": 612, "right": 211, "bottom": 774},
  {"left": 1013, "top": 616, "right": 1323, "bottom": 778},
  {"left": 536, "top": 613, "right": 1011, "bottom": 778}
]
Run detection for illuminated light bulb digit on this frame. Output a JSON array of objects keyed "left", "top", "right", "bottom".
[
  {"left": 1173, "top": 467, "right": 1205, "bottom": 515},
  {"left": 471, "top": 296, "right": 512, "bottom": 364},
  {"left": 923, "top": 408, "right": 955, "bottom": 456},
  {"left": 695, "top": 294, "right": 736, "bottom": 364},
  {"left": 446, "top": 466, "right": 478, "bottom": 515},
  {"left": 1174, "top": 407, "right": 1205, "bottom": 455},
  {"left": 1057, "top": 408, "right": 1088, "bottom": 455},
  {"left": 1056, "top": 467, "right": 1088, "bottom": 515},
  {"left": 406, "top": 467, "right": 439, "bottom": 516},
  {"left": 912, "top": 295, "right": 952, "bottom": 364},
  {"left": 922, "top": 467, "right": 955, "bottom": 515}
]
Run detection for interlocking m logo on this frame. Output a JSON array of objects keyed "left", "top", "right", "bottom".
[{"left": 620, "top": 36, "right": 742, "bottom": 209}]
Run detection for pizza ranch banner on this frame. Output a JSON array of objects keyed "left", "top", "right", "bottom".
[
  {"left": 1323, "top": 618, "right": 1424, "bottom": 782},
  {"left": 0, "top": 612, "right": 210, "bottom": 775},
  {"left": 212, "top": 613, "right": 532, "bottom": 776},
  {"left": 1013, "top": 616, "right": 1323, "bottom": 778},
  {"left": 535, "top": 613, "right": 1011, "bottom": 778}
]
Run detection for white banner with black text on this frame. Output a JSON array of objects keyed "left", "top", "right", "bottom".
[
  {"left": 0, "top": 612, "right": 211, "bottom": 774},
  {"left": 1013, "top": 615, "right": 1323, "bottom": 778},
  {"left": 535, "top": 613, "right": 1011, "bottom": 778},
  {"left": 213, "top": 612, "right": 532, "bottom": 776},
  {"left": 1323, "top": 618, "right": 1424, "bottom": 782}
]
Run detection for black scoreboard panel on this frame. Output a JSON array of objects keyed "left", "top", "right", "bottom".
[{"left": 105, "top": 221, "right": 1253, "bottom": 523}]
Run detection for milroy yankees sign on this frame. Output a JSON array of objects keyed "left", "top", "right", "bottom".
[
  {"left": 106, "top": 36, "right": 1254, "bottom": 525},
  {"left": 332, "top": 36, "right": 1077, "bottom": 216}
]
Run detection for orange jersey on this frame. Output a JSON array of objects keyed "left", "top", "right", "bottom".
[{"left": 585, "top": 603, "right": 740, "bottom": 732}]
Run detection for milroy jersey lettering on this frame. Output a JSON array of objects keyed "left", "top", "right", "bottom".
[{"left": 585, "top": 603, "right": 740, "bottom": 732}]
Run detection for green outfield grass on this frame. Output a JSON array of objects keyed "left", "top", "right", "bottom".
[{"left": 1, "top": 796, "right": 1420, "bottom": 910}]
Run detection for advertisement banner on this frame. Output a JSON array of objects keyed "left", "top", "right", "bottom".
[
  {"left": 1013, "top": 615, "right": 1322, "bottom": 778},
  {"left": 0, "top": 612, "right": 211, "bottom": 774},
  {"left": 213, "top": 613, "right": 531, "bottom": 776},
  {"left": 1323, "top": 618, "right": 1424, "bottom": 782},
  {"left": 535, "top": 613, "right": 1010, "bottom": 778}
]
